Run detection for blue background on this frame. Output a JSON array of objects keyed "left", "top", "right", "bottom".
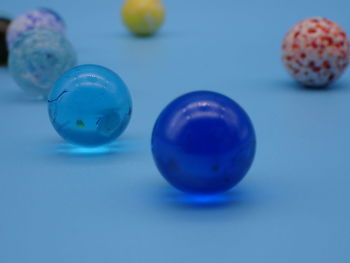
[{"left": 1, "top": 0, "right": 350, "bottom": 262}]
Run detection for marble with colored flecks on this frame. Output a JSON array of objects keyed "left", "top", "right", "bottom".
[
  {"left": 9, "top": 29, "right": 77, "bottom": 98},
  {"left": 6, "top": 8, "right": 65, "bottom": 49},
  {"left": 282, "top": 17, "right": 350, "bottom": 87}
]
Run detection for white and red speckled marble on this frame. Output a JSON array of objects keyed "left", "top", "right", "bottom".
[{"left": 282, "top": 17, "right": 350, "bottom": 87}]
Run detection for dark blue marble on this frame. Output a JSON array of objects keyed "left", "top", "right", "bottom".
[{"left": 152, "top": 91, "right": 256, "bottom": 194}]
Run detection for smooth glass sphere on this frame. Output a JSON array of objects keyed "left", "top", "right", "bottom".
[
  {"left": 151, "top": 91, "right": 256, "bottom": 194},
  {"left": 48, "top": 64, "right": 132, "bottom": 147},
  {"left": 9, "top": 29, "right": 77, "bottom": 98},
  {"left": 6, "top": 8, "right": 65, "bottom": 49},
  {"left": 122, "top": 0, "right": 165, "bottom": 36}
]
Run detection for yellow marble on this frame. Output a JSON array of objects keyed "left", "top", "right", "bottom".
[{"left": 121, "top": 0, "right": 165, "bottom": 36}]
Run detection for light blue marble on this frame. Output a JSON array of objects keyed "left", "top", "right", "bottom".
[{"left": 48, "top": 64, "right": 132, "bottom": 147}]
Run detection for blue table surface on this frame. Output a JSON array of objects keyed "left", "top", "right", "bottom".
[{"left": 1, "top": 0, "right": 350, "bottom": 262}]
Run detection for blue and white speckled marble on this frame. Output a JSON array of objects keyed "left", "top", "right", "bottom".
[
  {"left": 6, "top": 8, "right": 65, "bottom": 49},
  {"left": 9, "top": 29, "right": 77, "bottom": 98}
]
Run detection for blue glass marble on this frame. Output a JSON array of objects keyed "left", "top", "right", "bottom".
[
  {"left": 9, "top": 29, "right": 77, "bottom": 98},
  {"left": 151, "top": 91, "right": 256, "bottom": 194},
  {"left": 6, "top": 8, "right": 65, "bottom": 49},
  {"left": 48, "top": 64, "right": 132, "bottom": 147}
]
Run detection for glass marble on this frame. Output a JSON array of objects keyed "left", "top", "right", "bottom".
[
  {"left": 122, "top": 0, "right": 165, "bottom": 36},
  {"left": 9, "top": 29, "right": 77, "bottom": 98},
  {"left": 48, "top": 64, "right": 132, "bottom": 147},
  {"left": 6, "top": 8, "right": 65, "bottom": 49},
  {"left": 282, "top": 17, "right": 350, "bottom": 87},
  {"left": 0, "top": 17, "right": 11, "bottom": 65},
  {"left": 151, "top": 91, "right": 256, "bottom": 194}
]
